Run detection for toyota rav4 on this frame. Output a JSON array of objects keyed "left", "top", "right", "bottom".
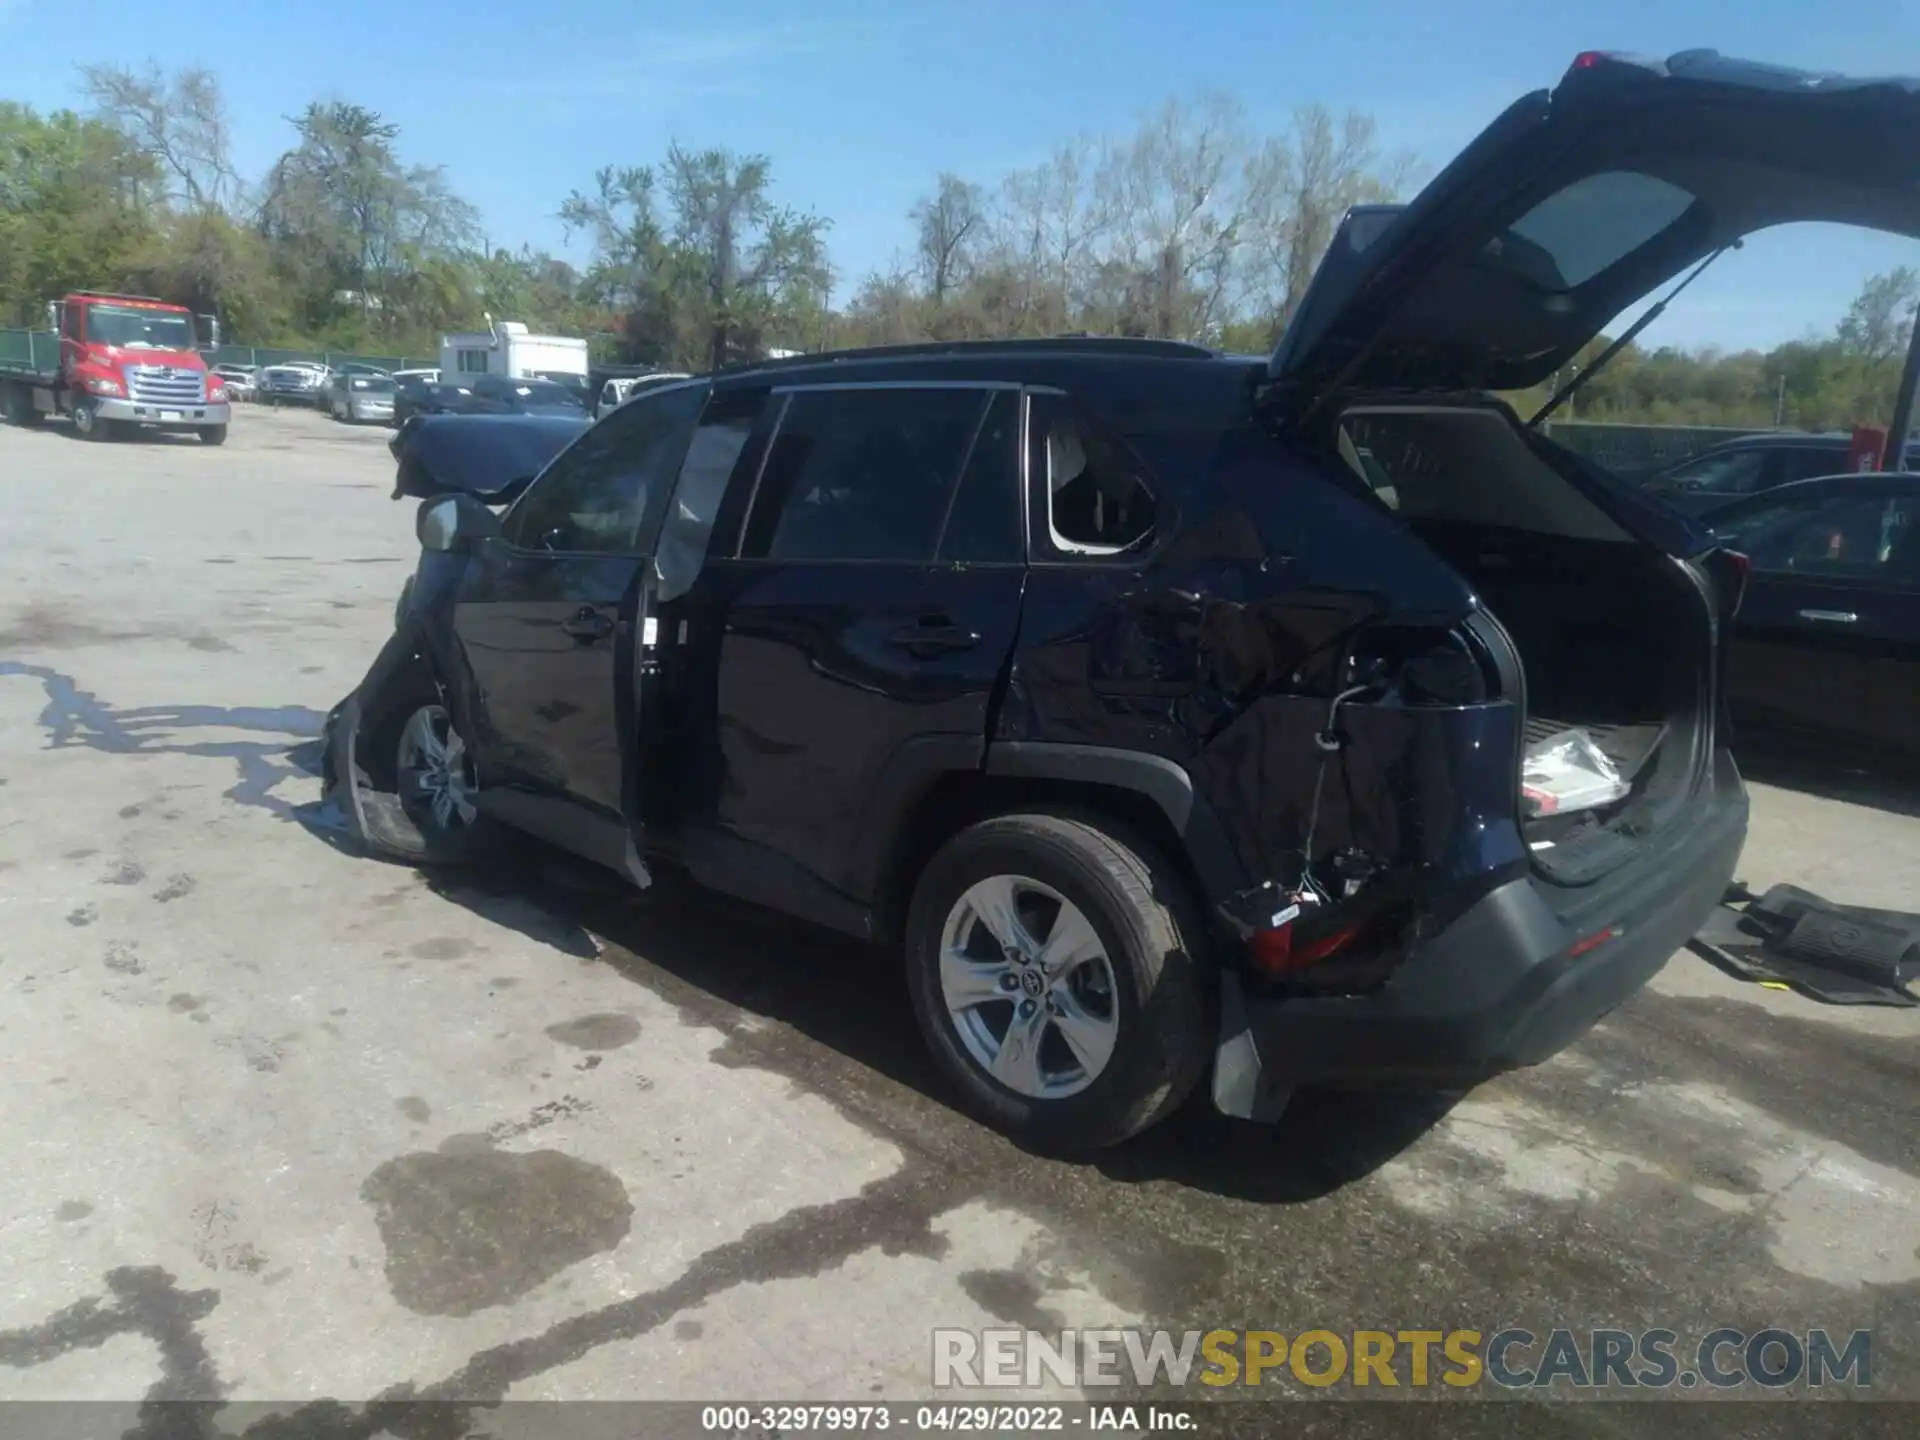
[{"left": 323, "top": 51, "right": 1920, "bottom": 1148}]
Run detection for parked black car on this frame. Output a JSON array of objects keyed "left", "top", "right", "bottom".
[
  {"left": 391, "top": 373, "right": 448, "bottom": 428},
  {"left": 1642, "top": 432, "right": 1919, "bottom": 513},
  {"left": 322, "top": 48, "right": 1920, "bottom": 1148},
  {"left": 1704, "top": 474, "right": 1920, "bottom": 751},
  {"left": 386, "top": 411, "right": 591, "bottom": 504},
  {"left": 398, "top": 375, "right": 587, "bottom": 421}
]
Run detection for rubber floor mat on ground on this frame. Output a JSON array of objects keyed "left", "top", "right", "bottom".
[{"left": 1689, "top": 881, "right": 1920, "bottom": 1006}]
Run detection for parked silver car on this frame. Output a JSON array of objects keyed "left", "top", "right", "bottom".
[{"left": 328, "top": 371, "right": 396, "bottom": 424}]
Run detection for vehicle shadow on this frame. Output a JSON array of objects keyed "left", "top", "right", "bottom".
[
  {"left": 1730, "top": 727, "right": 1920, "bottom": 819},
  {"left": 405, "top": 845, "right": 1455, "bottom": 1204}
]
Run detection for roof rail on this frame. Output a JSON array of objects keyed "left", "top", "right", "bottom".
[{"left": 716, "top": 334, "right": 1216, "bottom": 376}]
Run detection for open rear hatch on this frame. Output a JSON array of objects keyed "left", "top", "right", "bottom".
[
  {"left": 1266, "top": 50, "right": 1920, "bottom": 413},
  {"left": 1261, "top": 49, "right": 1920, "bottom": 884}
]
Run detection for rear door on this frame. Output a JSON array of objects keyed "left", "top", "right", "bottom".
[
  {"left": 673, "top": 381, "right": 1026, "bottom": 916},
  {"left": 449, "top": 382, "right": 707, "bottom": 864}
]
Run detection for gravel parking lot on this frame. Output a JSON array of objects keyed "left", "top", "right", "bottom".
[{"left": 3, "top": 406, "right": 1918, "bottom": 1433}]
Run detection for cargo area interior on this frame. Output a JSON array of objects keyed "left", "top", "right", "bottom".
[{"left": 1337, "top": 404, "right": 1711, "bottom": 883}]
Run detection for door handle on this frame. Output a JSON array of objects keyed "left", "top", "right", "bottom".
[
  {"left": 1797, "top": 609, "right": 1859, "bottom": 624},
  {"left": 560, "top": 606, "right": 615, "bottom": 642},
  {"left": 888, "top": 615, "right": 982, "bottom": 656}
]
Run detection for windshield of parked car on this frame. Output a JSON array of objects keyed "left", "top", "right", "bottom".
[{"left": 87, "top": 304, "right": 196, "bottom": 350}]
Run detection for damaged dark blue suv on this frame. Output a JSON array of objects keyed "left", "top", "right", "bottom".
[{"left": 326, "top": 51, "right": 1920, "bottom": 1147}]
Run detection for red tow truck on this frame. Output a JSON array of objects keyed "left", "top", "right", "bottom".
[{"left": 0, "top": 291, "right": 231, "bottom": 443}]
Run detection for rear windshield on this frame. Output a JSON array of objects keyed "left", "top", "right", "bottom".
[
  {"left": 1487, "top": 170, "right": 1697, "bottom": 291},
  {"left": 352, "top": 376, "right": 395, "bottom": 392}
]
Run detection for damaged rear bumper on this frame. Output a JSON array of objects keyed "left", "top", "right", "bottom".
[{"left": 1213, "top": 761, "right": 1748, "bottom": 1119}]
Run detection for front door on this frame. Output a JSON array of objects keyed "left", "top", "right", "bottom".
[
  {"left": 450, "top": 382, "right": 708, "bottom": 862},
  {"left": 673, "top": 382, "right": 1028, "bottom": 919},
  {"left": 1721, "top": 488, "right": 1907, "bottom": 743}
]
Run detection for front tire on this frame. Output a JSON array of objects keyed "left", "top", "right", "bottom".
[
  {"left": 71, "top": 398, "right": 115, "bottom": 441},
  {"left": 201, "top": 424, "right": 228, "bottom": 446},
  {"left": 343, "top": 685, "right": 501, "bottom": 865},
  {"left": 904, "top": 811, "right": 1213, "bottom": 1151}
]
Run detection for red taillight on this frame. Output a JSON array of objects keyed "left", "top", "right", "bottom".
[
  {"left": 1247, "top": 911, "right": 1368, "bottom": 976},
  {"left": 1570, "top": 51, "right": 1609, "bottom": 70},
  {"left": 1721, "top": 549, "right": 1751, "bottom": 618}
]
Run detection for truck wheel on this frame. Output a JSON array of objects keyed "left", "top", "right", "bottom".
[
  {"left": 71, "top": 399, "right": 115, "bottom": 442},
  {"left": 903, "top": 810, "right": 1213, "bottom": 1152},
  {"left": 3, "top": 382, "right": 42, "bottom": 427},
  {"left": 201, "top": 424, "right": 228, "bottom": 446}
]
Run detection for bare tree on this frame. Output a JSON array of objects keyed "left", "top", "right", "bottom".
[
  {"left": 1094, "top": 93, "right": 1253, "bottom": 341},
  {"left": 988, "top": 138, "right": 1107, "bottom": 335},
  {"left": 911, "top": 173, "right": 983, "bottom": 309},
  {"left": 80, "top": 62, "right": 239, "bottom": 213},
  {"left": 1245, "top": 104, "right": 1417, "bottom": 337}
]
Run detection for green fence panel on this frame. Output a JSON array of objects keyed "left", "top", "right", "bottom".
[{"left": 0, "top": 327, "right": 59, "bottom": 372}]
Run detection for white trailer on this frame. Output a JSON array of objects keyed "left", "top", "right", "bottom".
[{"left": 440, "top": 318, "right": 590, "bottom": 387}]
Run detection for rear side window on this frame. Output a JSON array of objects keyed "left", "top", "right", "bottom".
[
  {"left": 741, "top": 388, "right": 985, "bottom": 562},
  {"left": 1026, "top": 392, "right": 1160, "bottom": 558}
]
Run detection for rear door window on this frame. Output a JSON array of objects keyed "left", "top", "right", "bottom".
[
  {"left": 937, "top": 390, "right": 1024, "bottom": 564},
  {"left": 739, "top": 387, "right": 985, "bottom": 562},
  {"left": 1719, "top": 494, "right": 1908, "bottom": 578}
]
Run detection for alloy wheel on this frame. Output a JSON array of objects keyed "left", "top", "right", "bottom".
[
  {"left": 938, "top": 874, "right": 1120, "bottom": 1100},
  {"left": 395, "top": 704, "right": 478, "bottom": 833}
]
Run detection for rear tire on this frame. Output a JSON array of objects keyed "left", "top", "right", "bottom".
[
  {"left": 3, "top": 382, "right": 42, "bottom": 427},
  {"left": 904, "top": 810, "right": 1213, "bottom": 1152},
  {"left": 200, "top": 424, "right": 228, "bottom": 446}
]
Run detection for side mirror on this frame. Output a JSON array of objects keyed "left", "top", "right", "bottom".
[{"left": 416, "top": 492, "right": 503, "bottom": 553}]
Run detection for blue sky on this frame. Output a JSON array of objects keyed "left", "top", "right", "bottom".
[{"left": 8, "top": 0, "right": 1920, "bottom": 350}]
